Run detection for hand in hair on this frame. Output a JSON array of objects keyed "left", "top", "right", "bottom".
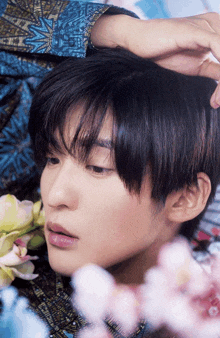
[{"left": 91, "top": 12, "right": 220, "bottom": 108}]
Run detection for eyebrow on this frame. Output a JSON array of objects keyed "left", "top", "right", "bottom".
[
  {"left": 47, "top": 138, "right": 114, "bottom": 155},
  {"left": 93, "top": 139, "right": 114, "bottom": 149}
]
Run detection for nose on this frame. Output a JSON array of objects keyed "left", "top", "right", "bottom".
[{"left": 42, "top": 158, "right": 79, "bottom": 210}]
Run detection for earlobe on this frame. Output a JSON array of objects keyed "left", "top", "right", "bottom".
[{"left": 166, "top": 172, "right": 211, "bottom": 223}]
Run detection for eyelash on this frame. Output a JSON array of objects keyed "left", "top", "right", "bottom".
[
  {"left": 46, "top": 156, "right": 113, "bottom": 176},
  {"left": 86, "top": 165, "right": 113, "bottom": 175},
  {"left": 46, "top": 157, "right": 60, "bottom": 166}
]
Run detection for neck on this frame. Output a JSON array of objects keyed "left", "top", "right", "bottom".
[{"left": 106, "top": 241, "right": 163, "bottom": 284}]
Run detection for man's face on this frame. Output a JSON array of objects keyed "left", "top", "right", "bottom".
[{"left": 40, "top": 110, "right": 173, "bottom": 282}]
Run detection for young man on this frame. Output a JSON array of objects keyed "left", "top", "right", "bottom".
[
  {"left": 28, "top": 49, "right": 220, "bottom": 287},
  {"left": 1, "top": 0, "right": 220, "bottom": 199}
]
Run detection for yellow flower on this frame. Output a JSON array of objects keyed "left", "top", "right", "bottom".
[
  {"left": 0, "top": 234, "right": 38, "bottom": 288},
  {"left": 33, "top": 200, "right": 45, "bottom": 226},
  {"left": 0, "top": 194, "right": 46, "bottom": 287},
  {"left": 0, "top": 195, "right": 34, "bottom": 234},
  {"left": 0, "top": 231, "right": 19, "bottom": 257}
]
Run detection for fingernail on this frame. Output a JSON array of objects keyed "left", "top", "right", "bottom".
[{"left": 211, "top": 101, "right": 220, "bottom": 109}]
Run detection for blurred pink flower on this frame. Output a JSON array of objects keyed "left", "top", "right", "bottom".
[
  {"left": 72, "top": 238, "right": 220, "bottom": 338},
  {"left": 77, "top": 325, "right": 112, "bottom": 338},
  {"left": 108, "top": 284, "right": 140, "bottom": 336},
  {"left": 73, "top": 264, "right": 141, "bottom": 337},
  {"left": 142, "top": 237, "right": 220, "bottom": 338}
]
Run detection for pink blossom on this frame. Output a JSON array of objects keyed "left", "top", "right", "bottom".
[
  {"left": 72, "top": 264, "right": 141, "bottom": 337},
  {"left": 108, "top": 284, "right": 140, "bottom": 336},
  {"left": 142, "top": 237, "right": 220, "bottom": 337},
  {"left": 77, "top": 325, "right": 112, "bottom": 338},
  {"left": 72, "top": 238, "right": 220, "bottom": 338},
  {"left": 73, "top": 265, "right": 114, "bottom": 337}
]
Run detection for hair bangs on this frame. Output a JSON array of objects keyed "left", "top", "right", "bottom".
[
  {"left": 36, "top": 92, "right": 113, "bottom": 170},
  {"left": 110, "top": 76, "right": 153, "bottom": 194},
  {"left": 65, "top": 99, "right": 111, "bottom": 163}
]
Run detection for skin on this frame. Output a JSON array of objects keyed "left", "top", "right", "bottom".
[
  {"left": 91, "top": 12, "right": 220, "bottom": 108},
  {"left": 41, "top": 111, "right": 180, "bottom": 284}
]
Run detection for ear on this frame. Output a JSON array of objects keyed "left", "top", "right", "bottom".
[{"left": 165, "top": 172, "right": 211, "bottom": 223}]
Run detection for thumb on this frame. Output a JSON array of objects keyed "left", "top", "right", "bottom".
[{"left": 198, "top": 59, "right": 220, "bottom": 108}]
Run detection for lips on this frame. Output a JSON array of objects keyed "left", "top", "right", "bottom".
[
  {"left": 47, "top": 222, "right": 75, "bottom": 237},
  {"left": 46, "top": 222, "right": 79, "bottom": 248}
]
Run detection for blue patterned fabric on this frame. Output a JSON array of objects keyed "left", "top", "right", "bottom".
[
  {"left": 23, "top": 1, "right": 108, "bottom": 57},
  {"left": 0, "top": 0, "right": 7, "bottom": 17}
]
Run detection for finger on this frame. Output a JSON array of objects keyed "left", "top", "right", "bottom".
[
  {"left": 198, "top": 59, "right": 220, "bottom": 80},
  {"left": 173, "top": 23, "right": 220, "bottom": 64},
  {"left": 206, "top": 32, "right": 220, "bottom": 63},
  {"left": 195, "top": 12, "right": 220, "bottom": 35},
  {"left": 190, "top": 31, "right": 220, "bottom": 64},
  {"left": 192, "top": 14, "right": 220, "bottom": 63},
  {"left": 210, "top": 82, "right": 220, "bottom": 108}
]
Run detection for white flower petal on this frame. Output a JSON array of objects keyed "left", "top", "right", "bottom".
[
  {"left": 11, "top": 263, "right": 38, "bottom": 280},
  {"left": 110, "top": 287, "right": 139, "bottom": 336},
  {"left": 73, "top": 264, "right": 114, "bottom": 323}
]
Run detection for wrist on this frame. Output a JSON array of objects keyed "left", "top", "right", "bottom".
[{"left": 91, "top": 14, "right": 135, "bottom": 49}]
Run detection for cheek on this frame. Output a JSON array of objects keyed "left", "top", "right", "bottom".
[
  {"left": 81, "top": 199, "right": 158, "bottom": 269},
  {"left": 82, "top": 182, "right": 156, "bottom": 249},
  {"left": 40, "top": 170, "right": 46, "bottom": 202}
]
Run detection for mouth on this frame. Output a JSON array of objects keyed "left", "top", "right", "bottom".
[{"left": 46, "top": 222, "right": 79, "bottom": 248}]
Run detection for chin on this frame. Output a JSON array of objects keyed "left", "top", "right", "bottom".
[
  {"left": 48, "top": 258, "right": 75, "bottom": 276},
  {"left": 47, "top": 250, "right": 76, "bottom": 276}
]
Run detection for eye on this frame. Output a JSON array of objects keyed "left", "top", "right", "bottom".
[
  {"left": 46, "top": 156, "right": 60, "bottom": 166},
  {"left": 86, "top": 165, "right": 113, "bottom": 175}
]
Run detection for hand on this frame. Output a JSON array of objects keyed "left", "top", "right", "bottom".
[{"left": 91, "top": 13, "right": 220, "bottom": 108}]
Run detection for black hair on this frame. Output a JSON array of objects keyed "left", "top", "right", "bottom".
[{"left": 28, "top": 49, "right": 220, "bottom": 239}]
